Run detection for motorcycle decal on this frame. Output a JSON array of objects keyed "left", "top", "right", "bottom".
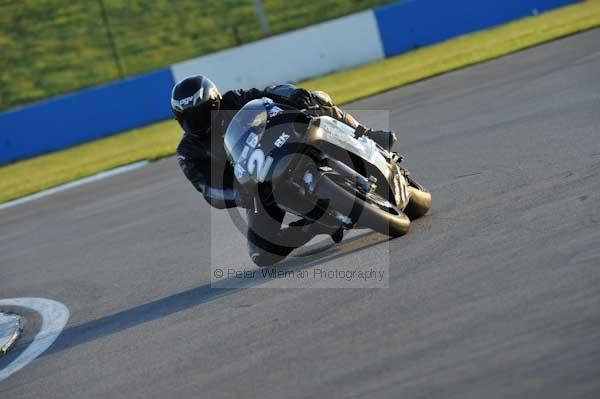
[
  {"left": 257, "top": 157, "right": 274, "bottom": 182},
  {"left": 234, "top": 163, "right": 247, "bottom": 180},
  {"left": 171, "top": 87, "right": 204, "bottom": 111},
  {"left": 240, "top": 145, "right": 250, "bottom": 160},
  {"left": 246, "top": 132, "right": 258, "bottom": 148},
  {"left": 274, "top": 132, "right": 290, "bottom": 148},
  {"left": 303, "top": 171, "right": 314, "bottom": 187},
  {"left": 246, "top": 148, "right": 274, "bottom": 183},
  {"left": 268, "top": 106, "right": 283, "bottom": 118},
  {"left": 179, "top": 95, "right": 195, "bottom": 106}
]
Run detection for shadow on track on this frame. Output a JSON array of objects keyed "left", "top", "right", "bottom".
[{"left": 31, "top": 231, "right": 388, "bottom": 359}]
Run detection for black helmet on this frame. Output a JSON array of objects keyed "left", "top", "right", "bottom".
[{"left": 171, "top": 75, "right": 221, "bottom": 136}]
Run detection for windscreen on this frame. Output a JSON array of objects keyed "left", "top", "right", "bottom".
[{"left": 223, "top": 99, "right": 268, "bottom": 166}]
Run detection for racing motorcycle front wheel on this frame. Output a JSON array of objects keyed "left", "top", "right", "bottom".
[
  {"left": 314, "top": 175, "right": 411, "bottom": 238},
  {"left": 403, "top": 178, "right": 432, "bottom": 221}
]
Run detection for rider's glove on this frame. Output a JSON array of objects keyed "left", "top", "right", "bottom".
[
  {"left": 263, "top": 84, "right": 315, "bottom": 109},
  {"left": 289, "top": 88, "right": 314, "bottom": 109}
]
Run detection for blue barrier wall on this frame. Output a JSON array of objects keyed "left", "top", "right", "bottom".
[
  {"left": 0, "top": 0, "right": 581, "bottom": 165},
  {"left": 374, "top": 0, "right": 580, "bottom": 57},
  {"left": 0, "top": 68, "right": 174, "bottom": 165}
]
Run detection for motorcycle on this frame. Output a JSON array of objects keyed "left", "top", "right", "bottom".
[{"left": 223, "top": 98, "right": 431, "bottom": 237}]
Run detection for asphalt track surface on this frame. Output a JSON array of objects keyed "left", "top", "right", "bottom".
[{"left": 1, "top": 29, "right": 600, "bottom": 398}]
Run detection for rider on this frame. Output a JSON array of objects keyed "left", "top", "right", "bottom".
[{"left": 172, "top": 75, "right": 397, "bottom": 266}]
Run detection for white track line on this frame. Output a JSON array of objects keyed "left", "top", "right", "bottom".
[
  {"left": 0, "top": 298, "right": 70, "bottom": 382},
  {"left": 0, "top": 160, "right": 149, "bottom": 211}
]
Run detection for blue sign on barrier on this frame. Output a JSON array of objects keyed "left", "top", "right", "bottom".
[
  {"left": 374, "top": 0, "right": 580, "bottom": 57},
  {"left": 0, "top": 68, "right": 175, "bottom": 165}
]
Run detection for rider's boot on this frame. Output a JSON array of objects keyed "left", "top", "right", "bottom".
[{"left": 330, "top": 226, "right": 344, "bottom": 244}]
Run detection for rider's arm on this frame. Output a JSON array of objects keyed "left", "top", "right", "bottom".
[
  {"left": 221, "top": 88, "right": 266, "bottom": 109},
  {"left": 176, "top": 139, "right": 237, "bottom": 209},
  {"left": 226, "top": 84, "right": 353, "bottom": 123},
  {"left": 305, "top": 103, "right": 359, "bottom": 129},
  {"left": 222, "top": 84, "right": 313, "bottom": 110}
]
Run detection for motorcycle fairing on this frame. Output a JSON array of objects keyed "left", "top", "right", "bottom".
[{"left": 304, "top": 116, "right": 410, "bottom": 208}]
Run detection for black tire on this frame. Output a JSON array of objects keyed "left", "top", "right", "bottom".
[
  {"left": 314, "top": 175, "right": 410, "bottom": 237},
  {"left": 404, "top": 186, "right": 432, "bottom": 220}
]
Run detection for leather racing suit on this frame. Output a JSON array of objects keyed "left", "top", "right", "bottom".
[{"left": 176, "top": 84, "right": 395, "bottom": 266}]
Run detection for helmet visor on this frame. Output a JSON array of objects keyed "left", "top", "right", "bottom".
[{"left": 177, "top": 102, "right": 212, "bottom": 135}]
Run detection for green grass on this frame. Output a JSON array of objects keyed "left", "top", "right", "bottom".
[
  {"left": 301, "top": 0, "right": 600, "bottom": 104},
  {"left": 1, "top": 0, "right": 600, "bottom": 205},
  {"left": 0, "top": 0, "right": 394, "bottom": 111}
]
